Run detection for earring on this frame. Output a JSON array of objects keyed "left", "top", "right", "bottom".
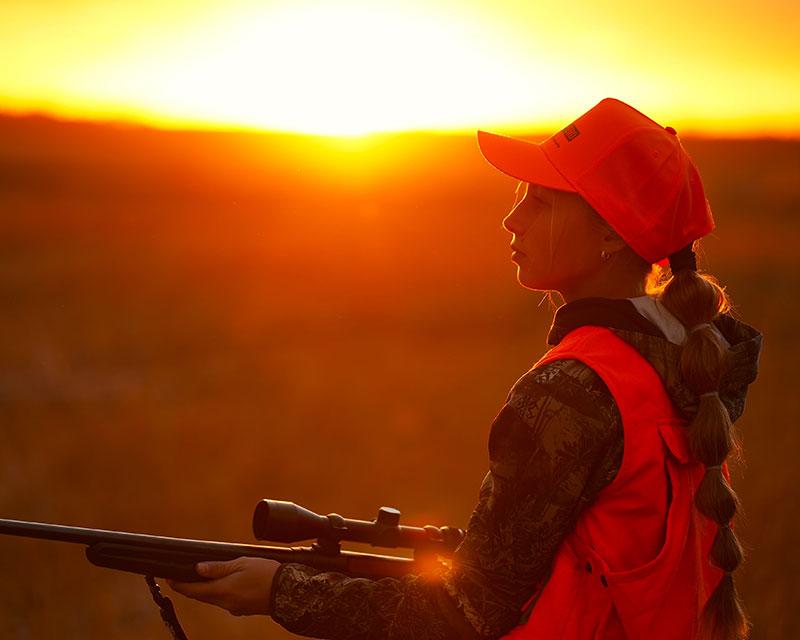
[{"left": 601, "top": 250, "right": 609, "bottom": 261}]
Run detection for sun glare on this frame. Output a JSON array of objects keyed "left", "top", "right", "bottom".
[
  {"left": 2, "top": 0, "right": 798, "bottom": 136},
  {"left": 64, "top": 2, "right": 529, "bottom": 136}
]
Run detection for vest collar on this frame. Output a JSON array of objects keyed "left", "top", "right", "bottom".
[{"left": 547, "top": 297, "right": 664, "bottom": 346}]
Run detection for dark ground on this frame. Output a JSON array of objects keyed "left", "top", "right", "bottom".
[{"left": 0, "top": 115, "right": 798, "bottom": 638}]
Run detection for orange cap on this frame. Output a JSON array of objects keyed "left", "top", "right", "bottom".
[{"left": 478, "top": 98, "right": 714, "bottom": 264}]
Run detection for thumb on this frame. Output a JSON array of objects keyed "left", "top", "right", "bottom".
[{"left": 196, "top": 559, "right": 239, "bottom": 579}]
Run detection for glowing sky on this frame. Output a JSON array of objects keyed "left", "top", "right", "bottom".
[{"left": 1, "top": 0, "right": 798, "bottom": 135}]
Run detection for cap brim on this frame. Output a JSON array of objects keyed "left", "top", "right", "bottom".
[{"left": 477, "top": 130, "right": 576, "bottom": 192}]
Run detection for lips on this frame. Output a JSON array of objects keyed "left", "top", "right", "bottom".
[{"left": 511, "top": 245, "right": 526, "bottom": 257}]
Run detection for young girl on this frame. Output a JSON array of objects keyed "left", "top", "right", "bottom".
[{"left": 169, "top": 98, "right": 762, "bottom": 640}]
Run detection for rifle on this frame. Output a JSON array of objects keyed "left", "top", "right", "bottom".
[{"left": 0, "top": 500, "right": 464, "bottom": 639}]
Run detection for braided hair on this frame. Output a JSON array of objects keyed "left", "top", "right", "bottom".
[{"left": 651, "top": 242, "right": 749, "bottom": 640}]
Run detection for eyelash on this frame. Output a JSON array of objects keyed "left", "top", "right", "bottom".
[{"left": 524, "top": 195, "right": 548, "bottom": 209}]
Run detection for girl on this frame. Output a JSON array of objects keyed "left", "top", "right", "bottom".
[{"left": 169, "top": 98, "right": 762, "bottom": 640}]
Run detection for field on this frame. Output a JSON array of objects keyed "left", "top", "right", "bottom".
[{"left": 0, "top": 115, "right": 798, "bottom": 638}]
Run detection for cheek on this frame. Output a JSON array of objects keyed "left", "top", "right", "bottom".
[
  {"left": 515, "top": 236, "right": 561, "bottom": 287},
  {"left": 521, "top": 210, "right": 556, "bottom": 252},
  {"left": 557, "top": 234, "right": 604, "bottom": 284},
  {"left": 520, "top": 217, "right": 598, "bottom": 285}
]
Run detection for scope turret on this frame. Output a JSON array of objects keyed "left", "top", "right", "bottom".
[{"left": 252, "top": 500, "right": 463, "bottom": 556}]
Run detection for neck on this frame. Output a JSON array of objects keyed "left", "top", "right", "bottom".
[{"left": 559, "top": 263, "right": 648, "bottom": 303}]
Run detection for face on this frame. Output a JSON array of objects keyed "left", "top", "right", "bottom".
[{"left": 502, "top": 183, "right": 608, "bottom": 298}]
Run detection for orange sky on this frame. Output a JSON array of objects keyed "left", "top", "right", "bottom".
[{"left": 1, "top": 0, "right": 799, "bottom": 136}]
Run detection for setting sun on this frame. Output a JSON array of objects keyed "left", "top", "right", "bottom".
[
  {"left": 1, "top": 0, "right": 799, "bottom": 136},
  {"left": 64, "top": 2, "right": 524, "bottom": 136}
]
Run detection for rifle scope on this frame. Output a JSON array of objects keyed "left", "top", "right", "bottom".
[{"left": 253, "top": 500, "right": 463, "bottom": 556}]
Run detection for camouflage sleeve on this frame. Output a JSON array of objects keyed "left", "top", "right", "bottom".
[{"left": 270, "top": 359, "right": 624, "bottom": 639}]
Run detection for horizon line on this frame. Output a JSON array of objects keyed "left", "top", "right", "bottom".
[{"left": 2, "top": 107, "right": 799, "bottom": 142}]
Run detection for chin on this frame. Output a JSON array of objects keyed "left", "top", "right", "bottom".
[
  {"left": 517, "top": 273, "right": 562, "bottom": 297},
  {"left": 517, "top": 271, "right": 547, "bottom": 291}
]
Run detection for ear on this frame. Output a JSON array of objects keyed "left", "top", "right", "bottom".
[{"left": 600, "top": 228, "right": 629, "bottom": 258}]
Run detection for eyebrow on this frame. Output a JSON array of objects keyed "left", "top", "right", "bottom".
[
  {"left": 527, "top": 191, "right": 550, "bottom": 205},
  {"left": 529, "top": 186, "right": 555, "bottom": 205}
]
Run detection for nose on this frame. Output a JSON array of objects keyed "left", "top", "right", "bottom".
[{"left": 503, "top": 205, "right": 523, "bottom": 235}]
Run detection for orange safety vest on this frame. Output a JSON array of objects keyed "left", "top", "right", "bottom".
[{"left": 502, "top": 326, "right": 723, "bottom": 640}]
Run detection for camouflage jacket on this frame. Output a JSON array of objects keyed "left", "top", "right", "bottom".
[{"left": 270, "top": 296, "right": 762, "bottom": 639}]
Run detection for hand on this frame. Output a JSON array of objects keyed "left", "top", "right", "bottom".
[{"left": 166, "top": 557, "right": 281, "bottom": 616}]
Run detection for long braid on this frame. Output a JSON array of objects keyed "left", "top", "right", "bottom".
[{"left": 653, "top": 244, "right": 749, "bottom": 640}]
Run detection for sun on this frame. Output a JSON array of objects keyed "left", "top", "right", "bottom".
[{"left": 66, "top": 2, "right": 529, "bottom": 135}]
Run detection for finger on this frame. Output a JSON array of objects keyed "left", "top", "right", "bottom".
[
  {"left": 167, "top": 559, "right": 248, "bottom": 599},
  {"left": 196, "top": 559, "right": 241, "bottom": 579},
  {"left": 166, "top": 557, "right": 279, "bottom": 616},
  {"left": 166, "top": 578, "right": 205, "bottom": 598}
]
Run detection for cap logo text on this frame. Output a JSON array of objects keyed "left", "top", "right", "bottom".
[{"left": 562, "top": 124, "right": 580, "bottom": 142}]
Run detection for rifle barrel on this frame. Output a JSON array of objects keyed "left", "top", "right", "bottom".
[
  {"left": 0, "top": 518, "right": 287, "bottom": 555},
  {"left": 0, "top": 518, "right": 425, "bottom": 579}
]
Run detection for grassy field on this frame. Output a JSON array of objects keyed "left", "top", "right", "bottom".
[{"left": 0, "top": 115, "right": 797, "bottom": 639}]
